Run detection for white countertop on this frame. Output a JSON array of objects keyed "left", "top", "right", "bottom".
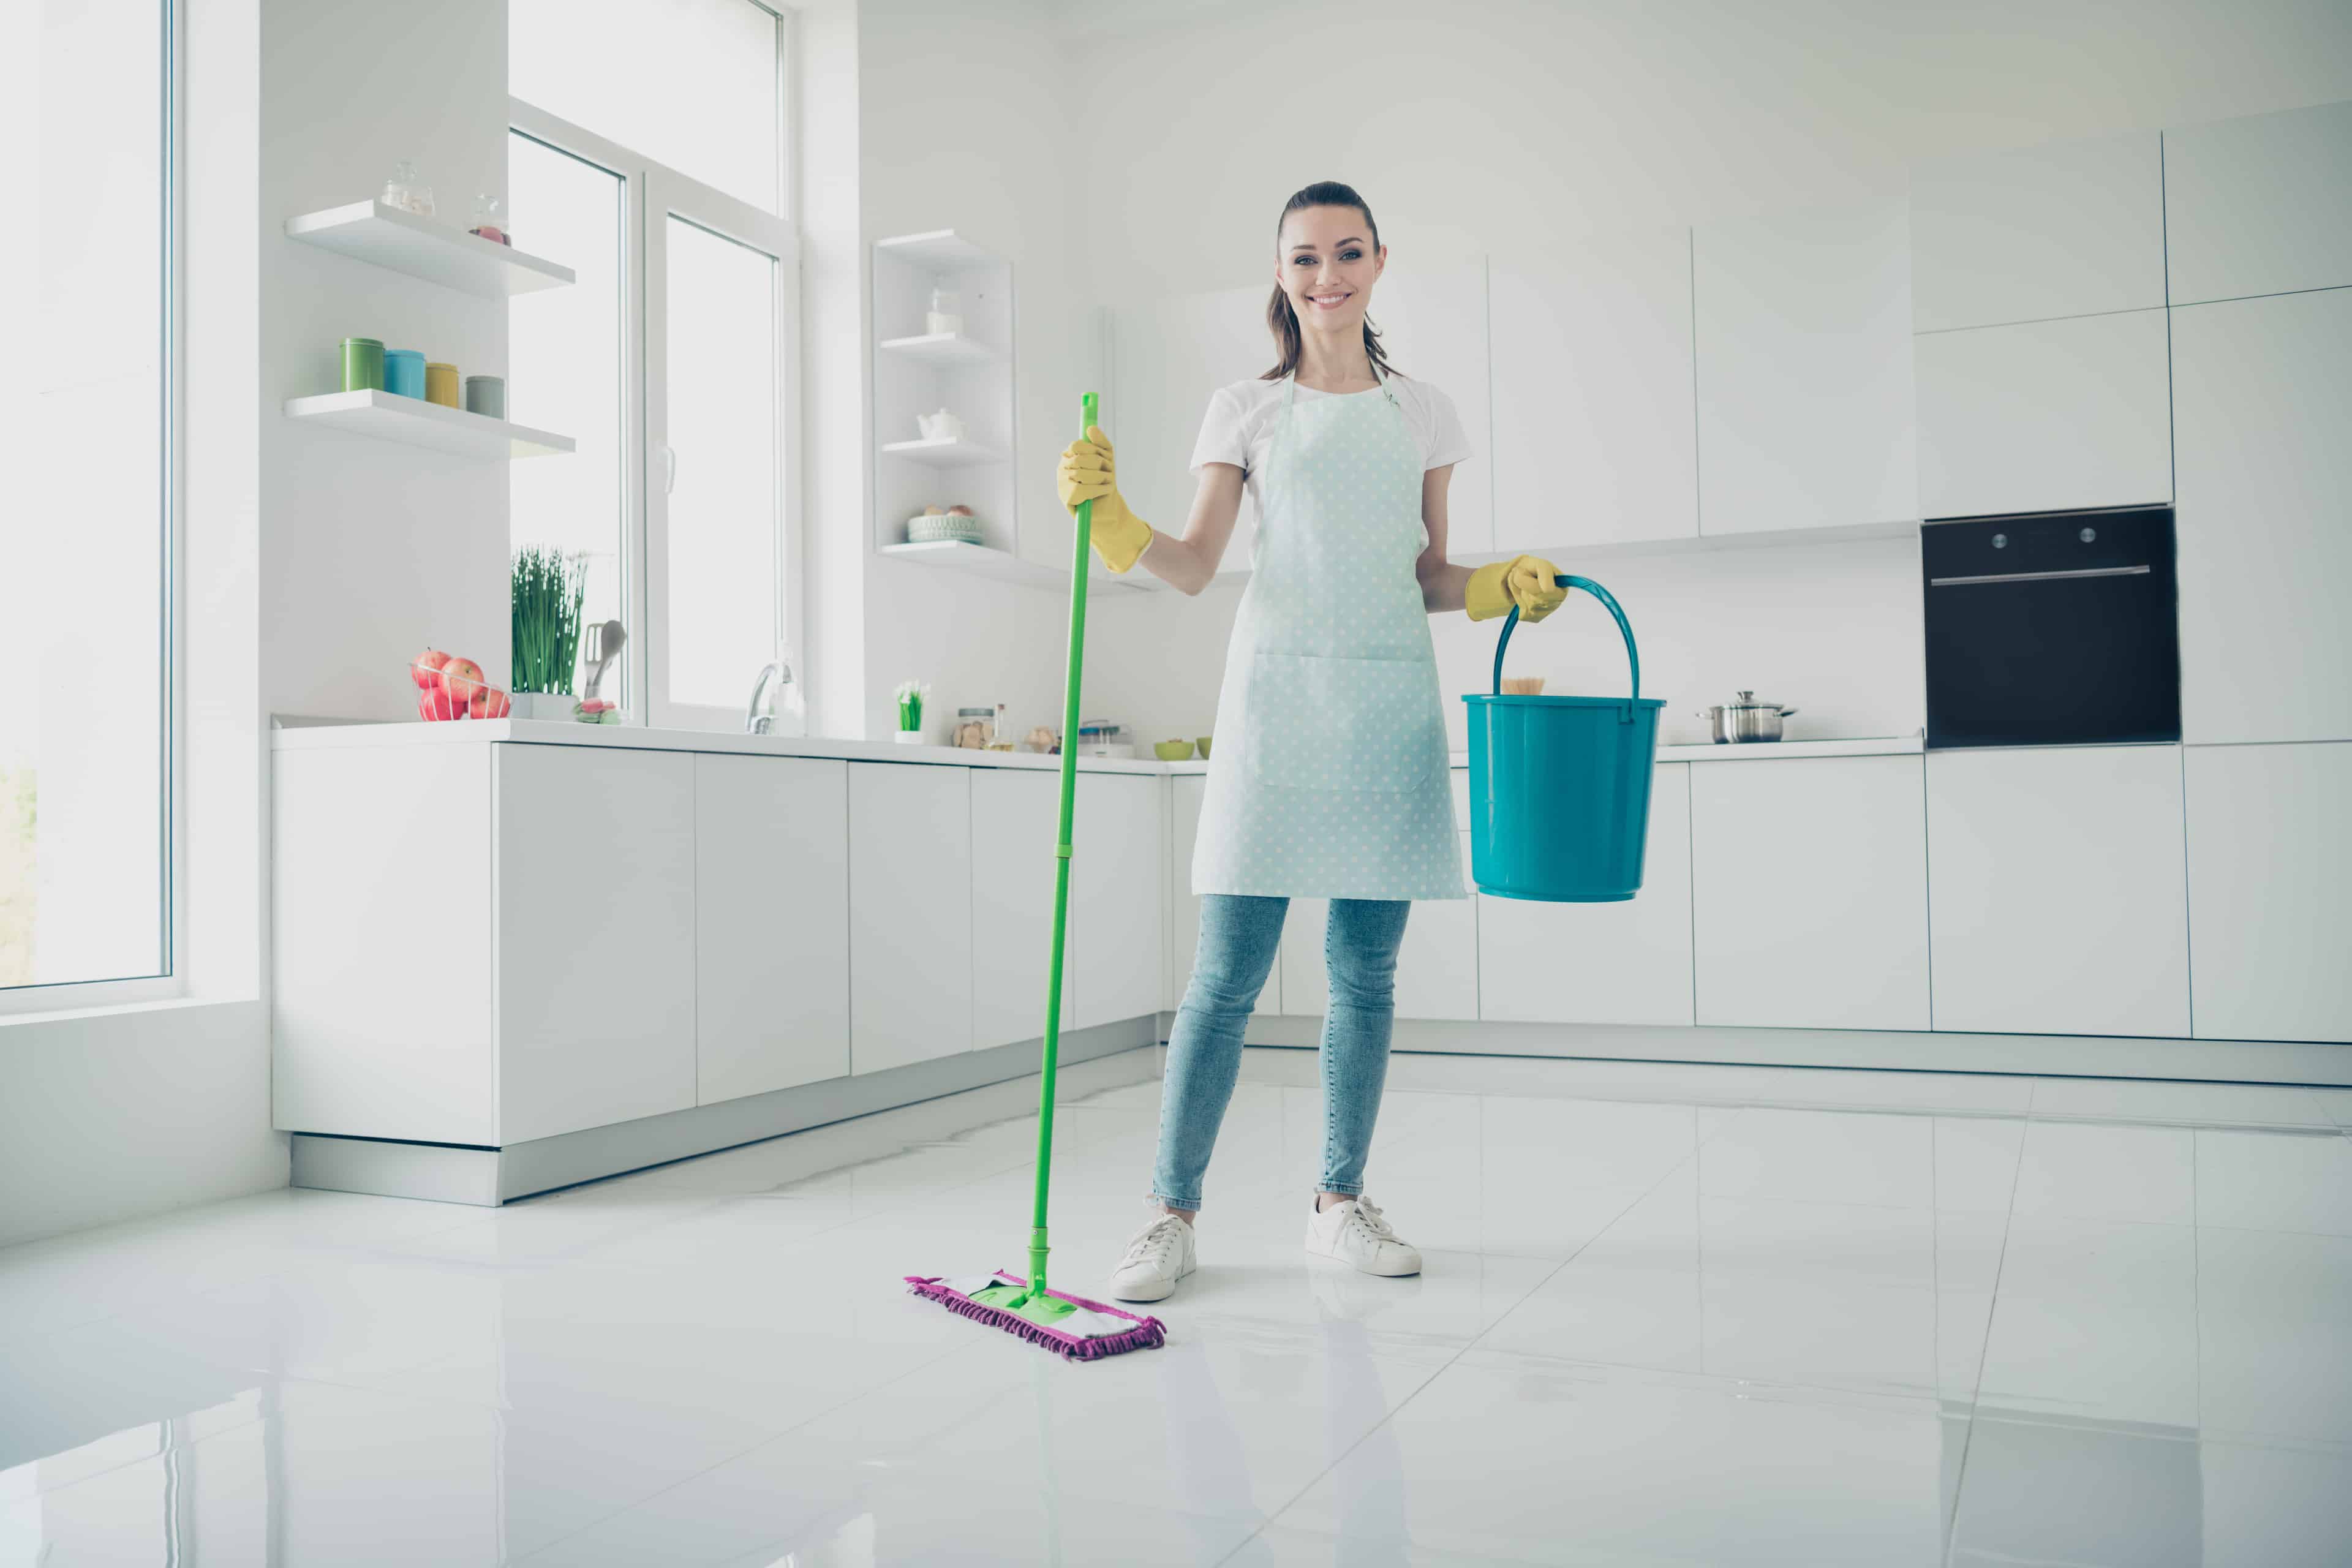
[{"left": 274, "top": 719, "right": 1924, "bottom": 772}]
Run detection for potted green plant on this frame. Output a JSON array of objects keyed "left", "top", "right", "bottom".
[
  {"left": 892, "top": 680, "right": 930, "bottom": 744},
  {"left": 511, "top": 546, "right": 587, "bottom": 720}
]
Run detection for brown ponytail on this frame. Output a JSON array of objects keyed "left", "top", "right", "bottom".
[{"left": 1261, "top": 180, "right": 1403, "bottom": 383}]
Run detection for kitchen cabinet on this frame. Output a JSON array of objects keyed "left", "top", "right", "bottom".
[
  {"left": 1375, "top": 258, "right": 1494, "bottom": 555},
  {"left": 1691, "top": 755, "right": 1929, "bottom": 1031},
  {"left": 1909, "top": 130, "right": 2166, "bottom": 331},
  {"left": 1068, "top": 772, "right": 1166, "bottom": 1030},
  {"left": 1693, "top": 202, "right": 1918, "bottom": 537},
  {"left": 1279, "top": 897, "right": 1332, "bottom": 1019},
  {"left": 2172, "top": 287, "right": 2352, "bottom": 745},
  {"left": 496, "top": 744, "right": 697, "bottom": 1143},
  {"left": 1915, "top": 309, "right": 2172, "bottom": 519},
  {"left": 848, "top": 761, "right": 973, "bottom": 1073},
  {"left": 1168, "top": 772, "right": 1206, "bottom": 1011},
  {"left": 968, "top": 769, "right": 1072, "bottom": 1049},
  {"left": 1491, "top": 227, "right": 1698, "bottom": 551},
  {"left": 2163, "top": 99, "right": 2352, "bottom": 306},
  {"left": 1396, "top": 834, "right": 1480, "bottom": 1020},
  {"left": 1479, "top": 763, "right": 1694, "bottom": 1027},
  {"left": 693, "top": 754, "right": 851, "bottom": 1104},
  {"left": 2184, "top": 742, "right": 2352, "bottom": 1044},
  {"left": 1926, "top": 747, "right": 2189, "bottom": 1038},
  {"left": 1108, "top": 285, "right": 1270, "bottom": 577}
]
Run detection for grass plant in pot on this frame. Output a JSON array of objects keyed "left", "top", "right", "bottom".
[{"left": 511, "top": 546, "right": 587, "bottom": 720}]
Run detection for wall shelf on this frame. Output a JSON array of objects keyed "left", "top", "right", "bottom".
[
  {"left": 284, "top": 390, "right": 575, "bottom": 459},
  {"left": 878, "top": 539, "right": 1160, "bottom": 594},
  {"left": 878, "top": 331, "right": 997, "bottom": 366},
  {"left": 872, "top": 229, "right": 1000, "bottom": 273},
  {"left": 879, "top": 435, "right": 1003, "bottom": 467},
  {"left": 285, "top": 200, "right": 576, "bottom": 298}
]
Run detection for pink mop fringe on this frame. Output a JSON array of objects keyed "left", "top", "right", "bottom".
[{"left": 905, "top": 1271, "right": 1167, "bottom": 1361}]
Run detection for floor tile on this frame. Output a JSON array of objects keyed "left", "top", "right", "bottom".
[
  {"left": 2196, "top": 1226, "right": 2352, "bottom": 1446},
  {"left": 2010, "top": 1120, "right": 2195, "bottom": 1225},
  {"left": 2030, "top": 1076, "right": 2342, "bottom": 1129},
  {"left": 1975, "top": 1215, "right": 2199, "bottom": 1429},
  {"left": 1947, "top": 1414, "right": 2203, "bottom": 1567},
  {"left": 2193, "top": 1126, "right": 2352, "bottom": 1235}
]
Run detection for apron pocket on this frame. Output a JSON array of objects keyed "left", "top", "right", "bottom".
[{"left": 1248, "top": 654, "right": 1444, "bottom": 794}]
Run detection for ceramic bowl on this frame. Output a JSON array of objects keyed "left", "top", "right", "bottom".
[
  {"left": 1195, "top": 736, "right": 1213, "bottom": 760},
  {"left": 1153, "top": 739, "right": 1196, "bottom": 761}
]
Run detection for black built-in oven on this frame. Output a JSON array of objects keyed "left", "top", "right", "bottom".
[{"left": 1923, "top": 507, "right": 2180, "bottom": 750}]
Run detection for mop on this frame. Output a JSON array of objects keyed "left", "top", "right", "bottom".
[{"left": 904, "top": 393, "right": 1168, "bottom": 1362}]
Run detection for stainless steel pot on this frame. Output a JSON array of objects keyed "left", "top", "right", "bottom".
[{"left": 1697, "top": 691, "right": 1798, "bottom": 743}]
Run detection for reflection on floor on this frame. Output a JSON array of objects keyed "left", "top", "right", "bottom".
[{"left": 4, "top": 1044, "right": 2351, "bottom": 1566}]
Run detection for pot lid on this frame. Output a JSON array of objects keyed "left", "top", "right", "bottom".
[{"left": 1717, "top": 690, "right": 1782, "bottom": 710}]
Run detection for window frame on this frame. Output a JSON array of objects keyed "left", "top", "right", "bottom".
[
  {"left": 0, "top": 0, "right": 185, "bottom": 1017},
  {"left": 507, "top": 2, "right": 801, "bottom": 734}
]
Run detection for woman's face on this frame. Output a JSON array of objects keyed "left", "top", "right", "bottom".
[{"left": 1276, "top": 205, "right": 1382, "bottom": 332}]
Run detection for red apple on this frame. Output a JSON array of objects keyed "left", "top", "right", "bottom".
[
  {"left": 417, "top": 686, "right": 464, "bottom": 722},
  {"left": 471, "top": 687, "right": 511, "bottom": 719},
  {"left": 438, "top": 656, "right": 486, "bottom": 705},
  {"left": 410, "top": 647, "right": 451, "bottom": 689}
]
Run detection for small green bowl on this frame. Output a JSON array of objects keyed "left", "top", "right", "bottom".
[
  {"left": 1196, "top": 736, "right": 1213, "bottom": 760},
  {"left": 1153, "top": 739, "right": 1196, "bottom": 761}
]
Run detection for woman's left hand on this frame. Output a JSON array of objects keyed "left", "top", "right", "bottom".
[{"left": 1464, "top": 554, "right": 1568, "bottom": 622}]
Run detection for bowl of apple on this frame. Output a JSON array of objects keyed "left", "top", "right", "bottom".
[{"left": 410, "top": 648, "right": 511, "bottom": 722}]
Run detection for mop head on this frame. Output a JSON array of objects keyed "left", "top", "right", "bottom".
[{"left": 905, "top": 1271, "right": 1167, "bottom": 1361}]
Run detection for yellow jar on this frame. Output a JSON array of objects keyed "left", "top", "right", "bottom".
[{"left": 424, "top": 361, "right": 461, "bottom": 408}]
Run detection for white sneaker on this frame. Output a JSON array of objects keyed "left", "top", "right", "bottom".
[
  {"left": 1109, "top": 1213, "right": 1196, "bottom": 1302},
  {"left": 1305, "top": 1196, "right": 1422, "bottom": 1277}
]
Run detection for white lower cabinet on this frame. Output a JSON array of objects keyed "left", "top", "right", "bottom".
[
  {"left": 1926, "top": 747, "right": 2189, "bottom": 1038},
  {"left": 2184, "top": 742, "right": 2352, "bottom": 1044},
  {"left": 1279, "top": 897, "right": 1331, "bottom": 1018},
  {"left": 1396, "top": 835, "right": 1480, "bottom": 1020},
  {"left": 1168, "top": 774, "right": 1206, "bottom": 1011},
  {"left": 1069, "top": 773, "right": 1166, "bottom": 1030},
  {"left": 847, "top": 762, "right": 973, "bottom": 1074},
  {"left": 970, "top": 769, "right": 1071, "bottom": 1049},
  {"left": 1691, "top": 755, "right": 1930, "bottom": 1030},
  {"left": 494, "top": 744, "right": 698, "bottom": 1143},
  {"left": 693, "top": 754, "right": 850, "bottom": 1104},
  {"left": 1478, "top": 763, "right": 1694, "bottom": 1026}
]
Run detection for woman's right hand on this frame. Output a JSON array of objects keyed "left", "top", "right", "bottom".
[{"left": 1057, "top": 424, "right": 1155, "bottom": 573}]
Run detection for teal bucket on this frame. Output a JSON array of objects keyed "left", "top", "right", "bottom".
[{"left": 1463, "top": 575, "right": 1665, "bottom": 902}]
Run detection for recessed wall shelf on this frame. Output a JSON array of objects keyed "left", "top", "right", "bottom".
[
  {"left": 878, "top": 539, "right": 1160, "bottom": 593},
  {"left": 872, "top": 229, "right": 1000, "bottom": 273},
  {"left": 285, "top": 200, "right": 576, "bottom": 298},
  {"left": 878, "top": 331, "right": 997, "bottom": 366},
  {"left": 879, "top": 435, "right": 1003, "bottom": 467},
  {"left": 284, "top": 390, "right": 576, "bottom": 459}
]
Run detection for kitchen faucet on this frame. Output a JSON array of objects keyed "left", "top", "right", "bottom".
[{"left": 745, "top": 656, "right": 796, "bottom": 734}]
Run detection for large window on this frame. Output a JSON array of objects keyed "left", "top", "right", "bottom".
[
  {"left": 1, "top": 0, "right": 174, "bottom": 1002},
  {"left": 509, "top": 0, "right": 797, "bottom": 730}
]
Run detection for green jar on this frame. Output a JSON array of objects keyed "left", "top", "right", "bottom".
[{"left": 339, "top": 337, "right": 385, "bottom": 393}]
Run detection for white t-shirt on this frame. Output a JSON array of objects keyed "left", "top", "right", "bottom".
[{"left": 1187, "top": 374, "right": 1473, "bottom": 520}]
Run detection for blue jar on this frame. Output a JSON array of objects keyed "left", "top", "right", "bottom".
[{"left": 383, "top": 349, "right": 427, "bottom": 399}]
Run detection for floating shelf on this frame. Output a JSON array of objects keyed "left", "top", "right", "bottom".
[
  {"left": 878, "top": 539, "right": 1161, "bottom": 593},
  {"left": 879, "top": 435, "right": 1003, "bottom": 467},
  {"left": 872, "top": 228, "right": 998, "bottom": 273},
  {"left": 284, "top": 390, "right": 575, "bottom": 459},
  {"left": 878, "top": 331, "right": 997, "bottom": 366},
  {"left": 285, "top": 200, "right": 576, "bottom": 298}
]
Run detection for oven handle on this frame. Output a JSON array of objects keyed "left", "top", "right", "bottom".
[{"left": 1929, "top": 564, "right": 2152, "bottom": 587}]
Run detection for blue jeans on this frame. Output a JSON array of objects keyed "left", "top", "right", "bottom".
[{"left": 1151, "top": 894, "right": 1411, "bottom": 1212}]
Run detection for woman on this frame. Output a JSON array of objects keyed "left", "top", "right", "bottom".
[{"left": 1057, "top": 181, "right": 1564, "bottom": 1303}]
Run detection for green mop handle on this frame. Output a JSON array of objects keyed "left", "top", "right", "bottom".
[{"left": 1027, "top": 390, "right": 1098, "bottom": 1300}]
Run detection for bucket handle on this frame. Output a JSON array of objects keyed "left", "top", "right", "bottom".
[{"left": 1491, "top": 574, "right": 1642, "bottom": 711}]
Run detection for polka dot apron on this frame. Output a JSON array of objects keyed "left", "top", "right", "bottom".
[{"left": 1192, "top": 372, "right": 1464, "bottom": 900}]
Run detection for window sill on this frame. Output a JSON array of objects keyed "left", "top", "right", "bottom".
[{"left": 0, "top": 991, "right": 258, "bottom": 1035}]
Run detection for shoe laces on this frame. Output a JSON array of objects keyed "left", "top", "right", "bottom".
[
  {"left": 1120, "top": 1215, "right": 1185, "bottom": 1270},
  {"left": 1344, "top": 1197, "right": 1401, "bottom": 1245}
]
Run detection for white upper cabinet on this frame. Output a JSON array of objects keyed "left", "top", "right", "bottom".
[
  {"left": 2164, "top": 99, "right": 2352, "bottom": 306},
  {"left": 1694, "top": 202, "right": 1918, "bottom": 536},
  {"left": 2184, "top": 741, "right": 2352, "bottom": 1044},
  {"left": 969, "top": 769, "right": 1071, "bottom": 1050},
  {"left": 1375, "top": 258, "right": 1494, "bottom": 556},
  {"left": 1915, "top": 309, "right": 2173, "bottom": 519},
  {"left": 1926, "top": 746, "right": 2189, "bottom": 1038},
  {"left": 1107, "top": 285, "right": 1271, "bottom": 576},
  {"left": 847, "top": 762, "right": 974, "bottom": 1074},
  {"left": 1909, "top": 130, "right": 2166, "bottom": 331},
  {"left": 1691, "top": 755, "right": 1930, "bottom": 1031},
  {"left": 1478, "top": 763, "right": 1694, "bottom": 1027},
  {"left": 1491, "top": 227, "right": 1698, "bottom": 551},
  {"left": 495, "top": 744, "right": 698, "bottom": 1144},
  {"left": 1068, "top": 773, "right": 1166, "bottom": 1030},
  {"left": 693, "top": 755, "right": 851, "bottom": 1105},
  {"left": 2172, "top": 287, "right": 2352, "bottom": 745}
]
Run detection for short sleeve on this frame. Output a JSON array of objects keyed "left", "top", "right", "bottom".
[
  {"left": 1419, "top": 382, "right": 1472, "bottom": 472},
  {"left": 1188, "top": 385, "right": 1249, "bottom": 474}
]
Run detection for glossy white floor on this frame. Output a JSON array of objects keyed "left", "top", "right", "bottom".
[{"left": 6, "top": 1046, "right": 2351, "bottom": 1566}]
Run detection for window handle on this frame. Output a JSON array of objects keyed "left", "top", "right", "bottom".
[{"left": 660, "top": 442, "right": 677, "bottom": 495}]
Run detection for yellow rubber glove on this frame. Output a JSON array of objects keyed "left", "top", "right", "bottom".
[
  {"left": 1465, "top": 555, "right": 1569, "bottom": 623},
  {"left": 1056, "top": 424, "right": 1155, "bottom": 574}
]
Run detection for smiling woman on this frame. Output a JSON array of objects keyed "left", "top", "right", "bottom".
[{"left": 0, "top": 0, "right": 173, "bottom": 1002}]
